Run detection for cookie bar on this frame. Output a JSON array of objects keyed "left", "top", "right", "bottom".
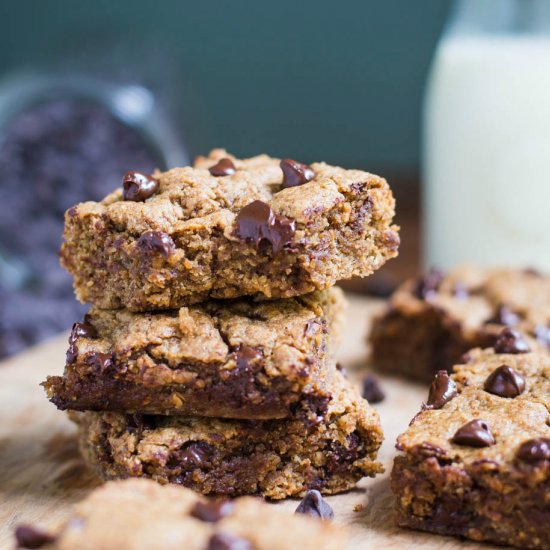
[
  {"left": 72, "top": 371, "right": 384, "bottom": 499},
  {"left": 391, "top": 329, "right": 550, "bottom": 548},
  {"left": 42, "top": 289, "right": 344, "bottom": 420},
  {"left": 14, "top": 478, "right": 346, "bottom": 549},
  {"left": 370, "top": 266, "right": 550, "bottom": 381},
  {"left": 61, "top": 149, "right": 399, "bottom": 311}
]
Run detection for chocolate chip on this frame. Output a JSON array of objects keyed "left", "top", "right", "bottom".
[
  {"left": 207, "top": 532, "right": 252, "bottom": 550},
  {"left": 452, "top": 282, "right": 469, "bottom": 299},
  {"left": 66, "top": 321, "right": 98, "bottom": 363},
  {"left": 414, "top": 269, "right": 444, "bottom": 299},
  {"left": 533, "top": 324, "right": 550, "bottom": 348},
  {"left": 426, "top": 370, "right": 458, "bottom": 409},
  {"left": 304, "top": 318, "right": 324, "bottom": 337},
  {"left": 415, "top": 442, "right": 450, "bottom": 462},
  {"left": 516, "top": 438, "right": 550, "bottom": 464},
  {"left": 280, "top": 159, "right": 315, "bottom": 188},
  {"left": 295, "top": 489, "right": 334, "bottom": 519},
  {"left": 128, "top": 413, "right": 157, "bottom": 438},
  {"left": 234, "top": 345, "right": 263, "bottom": 371},
  {"left": 15, "top": 525, "right": 55, "bottom": 549},
  {"left": 84, "top": 352, "right": 115, "bottom": 373},
  {"left": 452, "top": 419, "right": 495, "bottom": 447},
  {"left": 209, "top": 158, "right": 236, "bottom": 177},
  {"left": 137, "top": 231, "right": 175, "bottom": 259},
  {"left": 335, "top": 362, "right": 348, "bottom": 378},
  {"left": 122, "top": 171, "right": 159, "bottom": 202},
  {"left": 235, "top": 200, "right": 295, "bottom": 253},
  {"left": 178, "top": 442, "right": 210, "bottom": 469},
  {"left": 524, "top": 267, "right": 541, "bottom": 277},
  {"left": 494, "top": 328, "right": 531, "bottom": 354},
  {"left": 362, "top": 374, "right": 385, "bottom": 404},
  {"left": 486, "top": 305, "right": 520, "bottom": 327},
  {"left": 190, "top": 500, "right": 234, "bottom": 522},
  {"left": 484, "top": 365, "right": 526, "bottom": 398}
]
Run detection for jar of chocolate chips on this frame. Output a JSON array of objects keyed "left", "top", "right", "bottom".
[{"left": 0, "top": 73, "right": 187, "bottom": 358}]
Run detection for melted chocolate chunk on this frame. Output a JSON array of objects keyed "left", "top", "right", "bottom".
[
  {"left": 209, "top": 158, "right": 236, "bottom": 177},
  {"left": 414, "top": 269, "right": 444, "bottom": 300},
  {"left": 122, "top": 171, "right": 159, "bottom": 202},
  {"left": 178, "top": 442, "right": 212, "bottom": 469},
  {"left": 190, "top": 500, "right": 235, "bottom": 522},
  {"left": 452, "top": 419, "right": 495, "bottom": 447},
  {"left": 516, "top": 438, "right": 550, "bottom": 464},
  {"left": 14, "top": 525, "right": 56, "bottom": 549},
  {"left": 494, "top": 328, "right": 531, "bottom": 354},
  {"left": 137, "top": 231, "right": 176, "bottom": 259},
  {"left": 484, "top": 365, "right": 526, "bottom": 398},
  {"left": 426, "top": 370, "right": 458, "bottom": 409},
  {"left": 414, "top": 442, "right": 451, "bottom": 462},
  {"left": 84, "top": 352, "right": 115, "bottom": 373},
  {"left": 127, "top": 413, "right": 157, "bottom": 438},
  {"left": 235, "top": 200, "right": 295, "bottom": 253},
  {"left": 295, "top": 489, "right": 334, "bottom": 519},
  {"left": 207, "top": 532, "right": 252, "bottom": 550},
  {"left": 66, "top": 321, "right": 98, "bottom": 363},
  {"left": 234, "top": 345, "right": 263, "bottom": 372},
  {"left": 362, "top": 374, "right": 385, "bottom": 404},
  {"left": 280, "top": 159, "right": 315, "bottom": 188},
  {"left": 486, "top": 305, "right": 520, "bottom": 327}
]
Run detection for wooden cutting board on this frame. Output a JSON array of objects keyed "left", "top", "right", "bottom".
[{"left": 0, "top": 294, "right": 494, "bottom": 549}]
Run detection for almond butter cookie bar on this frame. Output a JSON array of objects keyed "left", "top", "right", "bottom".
[
  {"left": 72, "top": 371, "right": 384, "bottom": 499},
  {"left": 392, "top": 328, "right": 550, "bottom": 548},
  {"left": 61, "top": 149, "right": 398, "bottom": 311},
  {"left": 43, "top": 289, "right": 344, "bottom": 420},
  {"left": 370, "top": 266, "right": 550, "bottom": 381},
  {"left": 14, "top": 478, "right": 346, "bottom": 549}
]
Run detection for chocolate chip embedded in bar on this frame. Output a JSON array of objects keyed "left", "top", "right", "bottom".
[
  {"left": 42, "top": 289, "right": 345, "bottom": 420},
  {"left": 71, "top": 371, "right": 384, "bottom": 500},
  {"left": 15, "top": 478, "right": 346, "bottom": 550},
  {"left": 369, "top": 265, "right": 550, "bottom": 381},
  {"left": 61, "top": 148, "right": 398, "bottom": 311},
  {"left": 391, "top": 337, "right": 550, "bottom": 548},
  {"left": 295, "top": 490, "right": 334, "bottom": 519},
  {"left": 122, "top": 171, "right": 159, "bottom": 202}
]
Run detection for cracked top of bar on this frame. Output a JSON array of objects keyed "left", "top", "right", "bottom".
[
  {"left": 43, "top": 288, "right": 345, "bottom": 420},
  {"left": 61, "top": 149, "right": 399, "bottom": 310}
]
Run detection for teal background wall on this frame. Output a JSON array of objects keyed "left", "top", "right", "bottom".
[{"left": 0, "top": 1, "right": 452, "bottom": 170}]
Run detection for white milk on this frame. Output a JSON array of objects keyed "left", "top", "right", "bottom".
[{"left": 423, "top": 1, "right": 550, "bottom": 270}]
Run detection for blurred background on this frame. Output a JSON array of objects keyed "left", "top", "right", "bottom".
[{"left": 1, "top": 0, "right": 548, "bottom": 357}]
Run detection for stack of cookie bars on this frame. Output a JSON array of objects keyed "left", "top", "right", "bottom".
[{"left": 43, "top": 149, "right": 399, "bottom": 499}]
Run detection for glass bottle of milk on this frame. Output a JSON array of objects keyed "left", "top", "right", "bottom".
[{"left": 423, "top": 0, "right": 550, "bottom": 270}]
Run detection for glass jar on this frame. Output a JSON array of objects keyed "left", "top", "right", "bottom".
[
  {"left": 423, "top": 0, "right": 550, "bottom": 270},
  {"left": 0, "top": 72, "right": 188, "bottom": 357}
]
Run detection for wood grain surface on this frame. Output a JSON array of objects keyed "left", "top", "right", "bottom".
[{"left": 0, "top": 294, "right": 493, "bottom": 549}]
